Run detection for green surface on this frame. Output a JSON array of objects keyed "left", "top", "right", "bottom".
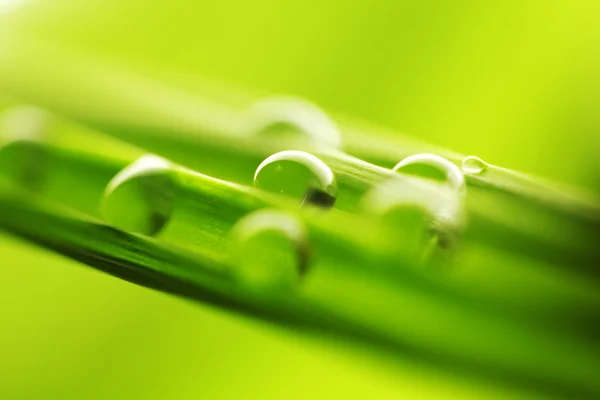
[
  {"left": 1, "top": 0, "right": 599, "bottom": 399},
  {"left": 1, "top": 234, "right": 547, "bottom": 400}
]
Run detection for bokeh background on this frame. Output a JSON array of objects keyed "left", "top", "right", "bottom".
[{"left": 1, "top": 0, "right": 599, "bottom": 398}]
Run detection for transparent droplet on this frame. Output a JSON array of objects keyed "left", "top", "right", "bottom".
[
  {"left": 245, "top": 96, "right": 342, "bottom": 149},
  {"left": 254, "top": 150, "right": 337, "bottom": 208},
  {"left": 393, "top": 153, "right": 465, "bottom": 193},
  {"left": 0, "top": 106, "right": 54, "bottom": 191},
  {"left": 391, "top": 154, "right": 466, "bottom": 241},
  {"left": 0, "top": 106, "right": 55, "bottom": 143},
  {"left": 462, "top": 156, "right": 488, "bottom": 175},
  {"left": 229, "top": 209, "right": 310, "bottom": 290},
  {"left": 362, "top": 178, "right": 464, "bottom": 258},
  {"left": 101, "top": 155, "right": 177, "bottom": 236}
]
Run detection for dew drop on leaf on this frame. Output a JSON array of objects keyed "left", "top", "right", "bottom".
[
  {"left": 0, "top": 106, "right": 54, "bottom": 191},
  {"left": 101, "top": 155, "right": 177, "bottom": 236},
  {"left": 363, "top": 178, "right": 464, "bottom": 257},
  {"left": 245, "top": 96, "right": 342, "bottom": 149},
  {"left": 390, "top": 154, "right": 466, "bottom": 253},
  {"left": 0, "top": 106, "right": 53, "bottom": 144},
  {"left": 229, "top": 209, "right": 310, "bottom": 290},
  {"left": 461, "top": 155, "right": 488, "bottom": 175},
  {"left": 254, "top": 150, "right": 337, "bottom": 208},
  {"left": 393, "top": 153, "right": 465, "bottom": 193}
]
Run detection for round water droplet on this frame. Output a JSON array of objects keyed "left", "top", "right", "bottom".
[
  {"left": 0, "top": 141, "right": 47, "bottom": 192},
  {"left": 362, "top": 179, "right": 464, "bottom": 257},
  {"left": 245, "top": 96, "right": 342, "bottom": 149},
  {"left": 102, "top": 155, "right": 177, "bottom": 236},
  {"left": 229, "top": 209, "right": 309, "bottom": 290},
  {"left": 0, "top": 106, "right": 54, "bottom": 191},
  {"left": 254, "top": 150, "right": 337, "bottom": 208},
  {"left": 462, "top": 156, "right": 488, "bottom": 175},
  {"left": 0, "top": 106, "right": 54, "bottom": 144},
  {"left": 393, "top": 154, "right": 465, "bottom": 193}
]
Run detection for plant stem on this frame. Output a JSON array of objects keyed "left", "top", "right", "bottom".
[{"left": 1, "top": 191, "right": 600, "bottom": 399}]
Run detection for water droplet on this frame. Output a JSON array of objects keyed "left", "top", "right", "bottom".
[
  {"left": 245, "top": 96, "right": 342, "bottom": 149},
  {"left": 0, "top": 106, "right": 54, "bottom": 191},
  {"left": 102, "top": 155, "right": 177, "bottom": 236},
  {"left": 254, "top": 150, "right": 337, "bottom": 208},
  {"left": 462, "top": 156, "right": 488, "bottom": 175},
  {"left": 229, "top": 209, "right": 310, "bottom": 290},
  {"left": 362, "top": 179, "right": 464, "bottom": 258},
  {"left": 0, "top": 106, "right": 54, "bottom": 144},
  {"left": 393, "top": 154, "right": 465, "bottom": 193}
]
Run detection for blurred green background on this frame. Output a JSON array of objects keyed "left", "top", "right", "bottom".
[{"left": 1, "top": 0, "right": 599, "bottom": 398}]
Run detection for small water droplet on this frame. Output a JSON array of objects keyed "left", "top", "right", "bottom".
[
  {"left": 245, "top": 96, "right": 342, "bottom": 149},
  {"left": 254, "top": 150, "right": 337, "bottom": 208},
  {"left": 102, "top": 155, "right": 177, "bottom": 236},
  {"left": 462, "top": 156, "right": 488, "bottom": 175},
  {"left": 393, "top": 154, "right": 465, "bottom": 193},
  {"left": 229, "top": 209, "right": 310, "bottom": 290}
]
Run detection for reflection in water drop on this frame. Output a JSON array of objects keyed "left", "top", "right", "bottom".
[
  {"left": 0, "top": 106, "right": 54, "bottom": 191},
  {"left": 462, "top": 156, "right": 488, "bottom": 175},
  {"left": 229, "top": 209, "right": 309, "bottom": 290},
  {"left": 254, "top": 150, "right": 337, "bottom": 208},
  {"left": 245, "top": 96, "right": 342, "bottom": 149},
  {"left": 393, "top": 153, "right": 465, "bottom": 193},
  {"left": 102, "top": 155, "right": 177, "bottom": 236}
]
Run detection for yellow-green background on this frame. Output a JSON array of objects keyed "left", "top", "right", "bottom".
[{"left": 1, "top": 0, "right": 599, "bottom": 398}]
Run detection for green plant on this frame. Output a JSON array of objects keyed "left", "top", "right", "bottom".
[{"left": 1, "top": 26, "right": 600, "bottom": 400}]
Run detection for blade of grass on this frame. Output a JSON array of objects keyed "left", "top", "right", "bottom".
[
  {"left": 1, "top": 190, "right": 600, "bottom": 399},
  {"left": 0, "top": 37, "right": 598, "bottom": 277},
  {"left": 2, "top": 141, "right": 600, "bottom": 344}
]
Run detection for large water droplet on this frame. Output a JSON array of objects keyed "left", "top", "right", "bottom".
[
  {"left": 245, "top": 96, "right": 342, "bottom": 149},
  {"left": 363, "top": 178, "right": 464, "bottom": 258},
  {"left": 462, "top": 155, "right": 488, "bottom": 175},
  {"left": 393, "top": 154, "right": 465, "bottom": 193},
  {"left": 254, "top": 150, "right": 337, "bottom": 208},
  {"left": 229, "top": 209, "right": 309, "bottom": 290},
  {"left": 391, "top": 154, "right": 466, "bottom": 250},
  {"left": 102, "top": 155, "right": 177, "bottom": 236}
]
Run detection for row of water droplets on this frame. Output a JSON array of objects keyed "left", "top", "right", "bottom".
[
  {"left": 245, "top": 99, "right": 489, "bottom": 276},
  {"left": 98, "top": 97, "right": 339, "bottom": 290},
  {"left": 1, "top": 101, "right": 489, "bottom": 290}
]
